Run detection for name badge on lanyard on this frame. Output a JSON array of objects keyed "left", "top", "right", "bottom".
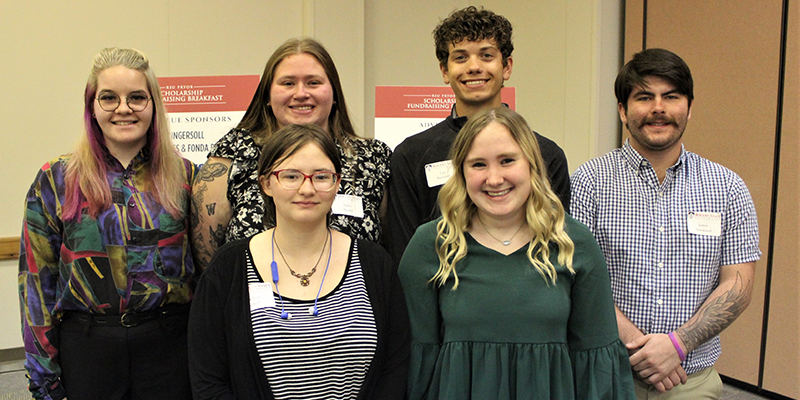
[
  {"left": 332, "top": 194, "right": 364, "bottom": 218},
  {"left": 687, "top": 211, "right": 722, "bottom": 236}
]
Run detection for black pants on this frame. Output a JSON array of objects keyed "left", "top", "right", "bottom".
[{"left": 58, "top": 308, "right": 192, "bottom": 400}]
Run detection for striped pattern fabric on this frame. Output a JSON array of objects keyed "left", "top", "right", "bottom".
[
  {"left": 570, "top": 140, "right": 761, "bottom": 374},
  {"left": 247, "top": 240, "right": 378, "bottom": 399}
]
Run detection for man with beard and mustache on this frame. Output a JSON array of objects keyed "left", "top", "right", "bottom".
[{"left": 570, "top": 48, "right": 761, "bottom": 399}]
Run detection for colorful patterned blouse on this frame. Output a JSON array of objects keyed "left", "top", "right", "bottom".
[{"left": 19, "top": 152, "right": 197, "bottom": 400}]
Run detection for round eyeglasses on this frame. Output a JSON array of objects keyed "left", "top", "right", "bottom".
[
  {"left": 271, "top": 169, "right": 340, "bottom": 191},
  {"left": 96, "top": 92, "right": 151, "bottom": 112}
]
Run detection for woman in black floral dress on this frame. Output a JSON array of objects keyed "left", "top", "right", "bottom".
[{"left": 191, "top": 38, "right": 391, "bottom": 270}]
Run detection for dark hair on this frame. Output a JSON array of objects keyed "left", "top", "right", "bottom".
[
  {"left": 238, "top": 38, "right": 357, "bottom": 147},
  {"left": 257, "top": 124, "right": 342, "bottom": 228},
  {"left": 615, "top": 48, "right": 694, "bottom": 111},
  {"left": 433, "top": 6, "right": 514, "bottom": 68}
]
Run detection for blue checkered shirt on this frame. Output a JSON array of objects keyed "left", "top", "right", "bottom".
[{"left": 570, "top": 140, "right": 761, "bottom": 374}]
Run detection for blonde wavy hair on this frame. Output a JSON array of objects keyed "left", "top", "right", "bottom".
[
  {"left": 433, "top": 107, "right": 574, "bottom": 289},
  {"left": 64, "top": 47, "right": 187, "bottom": 220}
]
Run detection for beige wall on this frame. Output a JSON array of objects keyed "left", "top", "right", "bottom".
[
  {"left": 763, "top": 1, "right": 800, "bottom": 395},
  {"left": 365, "top": 0, "right": 623, "bottom": 161},
  {"left": 645, "top": 0, "right": 780, "bottom": 386},
  {"left": 0, "top": 0, "right": 622, "bottom": 350}
]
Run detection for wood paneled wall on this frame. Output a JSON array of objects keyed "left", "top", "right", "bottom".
[{"left": 763, "top": 0, "right": 800, "bottom": 394}]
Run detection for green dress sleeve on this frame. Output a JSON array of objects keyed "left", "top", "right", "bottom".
[
  {"left": 566, "top": 218, "right": 636, "bottom": 399},
  {"left": 397, "top": 221, "right": 442, "bottom": 400}
]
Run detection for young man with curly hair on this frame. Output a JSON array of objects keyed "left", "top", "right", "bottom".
[{"left": 384, "top": 6, "right": 571, "bottom": 261}]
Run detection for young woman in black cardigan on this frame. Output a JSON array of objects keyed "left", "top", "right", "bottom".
[{"left": 188, "top": 124, "right": 409, "bottom": 399}]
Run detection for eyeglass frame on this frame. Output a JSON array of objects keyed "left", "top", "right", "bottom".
[
  {"left": 270, "top": 169, "right": 341, "bottom": 191},
  {"left": 95, "top": 92, "right": 152, "bottom": 112}
]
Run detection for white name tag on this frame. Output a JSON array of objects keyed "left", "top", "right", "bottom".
[
  {"left": 249, "top": 282, "right": 276, "bottom": 310},
  {"left": 687, "top": 212, "right": 722, "bottom": 237},
  {"left": 332, "top": 194, "right": 364, "bottom": 218},
  {"left": 424, "top": 160, "right": 454, "bottom": 188}
]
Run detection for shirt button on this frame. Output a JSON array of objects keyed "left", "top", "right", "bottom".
[
  {"left": 131, "top": 273, "right": 138, "bottom": 279},
  {"left": 656, "top": 299, "right": 663, "bottom": 305},
  {"left": 659, "top": 226, "right": 665, "bottom": 232},
  {"left": 657, "top": 262, "right": 664, "bottom": 268}
]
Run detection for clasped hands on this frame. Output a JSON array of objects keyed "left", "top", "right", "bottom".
[{"left": 627, "top": 333, "right": 688, "bottom": 392}]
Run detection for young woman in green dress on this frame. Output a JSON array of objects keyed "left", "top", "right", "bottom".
[{"left": 399, "top": 107, "right": 636, "bottom": 399}]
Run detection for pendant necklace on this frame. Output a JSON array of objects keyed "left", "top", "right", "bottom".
[
  {"left": 274, "top": 228, "right": 329, "bottom": 286},
  {"left": 477, "top": 214, "right": 525, "bottom": 246},
  {"left": 271, "top": 228, "right": 333, "bottom": 318}
]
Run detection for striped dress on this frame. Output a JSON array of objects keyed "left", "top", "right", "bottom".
[{"left": 247, "top": 241, "right": 378, "bottom": 399}]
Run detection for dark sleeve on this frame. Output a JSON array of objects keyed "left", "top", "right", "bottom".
[
  {"left": 384, "top": 142, "right": 424, "bottom": 262},
  {"left": 359, "top": 240, "right": 411, "bottom": 400},
  {"left": 188, "top": 250, "right": 238, "bottom": 400},
  {"left": 369, "top": 139, "right": 393, "bottom": 186},
  {"left": 535, "top": 132, "right": 571, "bottom": 211},
  {"left": 208, "top": 128, "right": 241, "bottom": 159}
]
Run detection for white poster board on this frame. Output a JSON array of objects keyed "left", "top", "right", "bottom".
[
  {"left": 158, "top": 75, "right": 260, "bottom": 165},
  {"left": 374, "top": 86, "right": 515, "bottom": 150}
]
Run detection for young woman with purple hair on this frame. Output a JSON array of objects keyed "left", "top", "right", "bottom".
[{"left": 19, "top": 47, "right": 196, "bottom": 400}]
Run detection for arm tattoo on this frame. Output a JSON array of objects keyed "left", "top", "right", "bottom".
[
  {"left": 191, "top": 181, "right": 209, "bottom": 233},
  {"left": 192, "top": 224, "right": 227, "bottom": 270},
  {"left": 677, "top": 271, "right": 753, "bottom": 351},
  {"left": 210, "top": 223, "right": 226, "bottom": 247},
  {"left": 197, "top": 162, "right": 228, "bottom": 182},
  {"left": 190, "top": 161, "right": 229, "bottom": 269},
  {"left": 193, "top": 232, "right": 213, "bottom": 269}
]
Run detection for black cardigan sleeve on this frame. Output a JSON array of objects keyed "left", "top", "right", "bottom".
[
  {"left": 188, "top": 239, "right": 274, "bottom": 400},
  {"left": 357, "top": 240, "right": 411, "bottom": 400},
  {"left": 188, "top": 244, "right": 238, "bottom": 400}
]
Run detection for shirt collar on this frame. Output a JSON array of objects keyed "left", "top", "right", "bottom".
[
  {"left": 103, "top": 146, "right": 150, "bottom": 170},
  {"left": 621, "top": 139, "right": 686, "bottom": 172},
  {"left": 450, "top": 104, "right": 468, "bottom": 128}
]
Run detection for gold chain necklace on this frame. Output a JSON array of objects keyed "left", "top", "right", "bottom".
[
  {"left": 273, "top": 229, "right": 330, "bottom": 286},
  {"left": 477, "top": 214, "right": 525, "bottom": 246}
]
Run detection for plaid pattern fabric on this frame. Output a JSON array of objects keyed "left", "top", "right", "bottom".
[{"left": 570, "top": 140, "right": 761, "bottom": 374}]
